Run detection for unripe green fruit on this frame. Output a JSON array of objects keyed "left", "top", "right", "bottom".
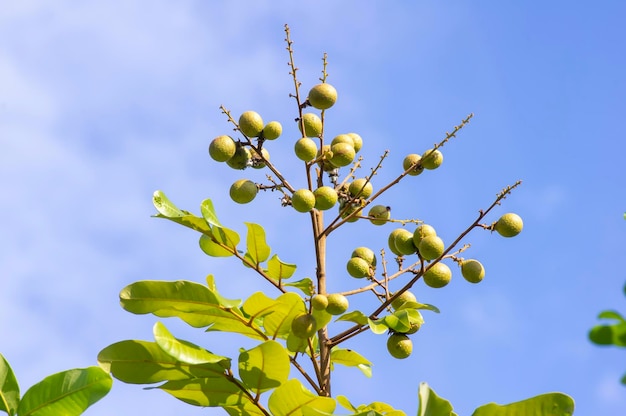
[
  {"left": 229, "top": 179, "right": 258, "bottom": 204},
  {"left": 421, "top": 149, "right": 443, "bottom": 170},
  {"left": 391, "top": 290, "right": 417, "bottom": 310},
  {"left": 291, "top": 189, "right": 316, "bottom": 213},
  {"left": 262, "top": 121, "right": 282, "bottom": 140},
  {"left": 308, "top": 83, "right": 338, "bottom": 110},
  {"left": 313, "top": 186, "right": 338, "bottom": 210},
  {"left": 331, "top": 134, "right": 355, "bottom": 148},
  {"left": 291, "top": 313, "right": 317, "bottom": 339},
  {"left": 299, "top": 113, "right": 323, "bottom": 137},
  {"left": 387, "top": 333, "right": 412, "bottom": 359},
  {"left": 311, "top": 294, "right": 328, "bottom": 311},
  {"left": 340, "top": 202, "right": 362, "bottom": 223},
  {"left": 294, "top": 137, "right": 318, "bottom": 162},
  {"left": 330, "top": 142, "right": 356, "bottom": 167},
  {"left": 326, "top": 293, "right": 349, "bottom": 315},
  {"left": 351, "top": 246, "right": 377, "bottom": 267},
  {"left": 226, "top": 144, "right": 252, "bottom": 170},
  {"left": 403, "top": 154, "right": 424, "bottom": 176},
  {"left": 238, "top": 111, "right": 264, "bottom": 138},
  {"left": 461, "top": 259, "right": 485, "bottom": 283},
  {"left": 404, "top": 322, "right": 421, "bottom": 335},
  {"left": 368, "top": 205, "right": 391, "bottom": 226},
  {"left": 418, "top": 235, "right": 445, "bottom": 261},
  {"left": 348, "top": 178, "right": 373, "bottom": 199},
  {"left": 346, "top": 256, "right": 371, "bottom": 278},
  {"left": 251, "top": 147, "right": 270, "bottom": 169},
  {"left": 423, "top": 262, "right": 452, "bottom": 288},
  {"left": 413, "top": 224, "right": 437, "bottom": 247},
  {"left": 346, "top": 133, "right": 363, "bottom": 153},
  {"left": 387, "top": 229, "right": 405, "bottom": 256},
  {"left": 209, "top": 135, "right": 237, "bottom": 162},
  {"left": 495, "top": 213, "right": 523, "bottom": 237},
  {"left": 392, "top": 228, "right": 417, "bottom": 255}
]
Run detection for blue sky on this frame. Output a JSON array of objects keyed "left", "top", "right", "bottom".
[{"left": 1, "top": 1, "right": 625, "bottom": 415}]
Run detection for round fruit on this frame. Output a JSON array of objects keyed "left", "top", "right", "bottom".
[
  {"left": 351, "top": 246, "right": 377, "bottom": 267},
  {"left": 226, "top": 144, "right": 252, "bottom": 170},
  {"left": 391, "top": 290, "right": 417, "bottom": 310},
  {"left": 209, "top": 135, "right": 237, "bottom": 162},
  {"left": 404, "top": 322, "right": 421, "bottom": 335},
  {"left": 326, "top": 293, "right": 349, "bottom": 315},
  {"left": 413, "top": 224, "right": 437, "bottom": 247},
  {"left": 339, "top": 202, "right": 362, "bottom": 223},
  {"left": 346, "top": 257, "right": 371, "bottom": 278},
  {"left": 291, "top": 189, "right": 316, "bottom": 213},
  {"left": 347, "top": 133, "right": 363, "bottom": 153},
  {"left": 387, "top": 333, "right": 412, "bottom": 359},
  {"left": 368, "top": 205, "right": 391, "bottom": 226},
  {"left": 461, "top": 259, "right": 485, "bottom": 283},
  {"left": 418, "top": 235, "right": 445, "bottom": 261},
  {"left": 331, "top": 134, "right": 354, "bottom": 148},
  {"left": 423, "top": 262, "right": 452, "bottom": 288},
  {"left": 294, "top": 137, "right": 318, "bottom": 162},
  {"left": 308, "top": 83, "right": 338, "bottom": 110},
  {"left": 311, "top": 294, "right": 329, "bottom": 311},
  {"left": 313, "top": 186, "right": 338, "bottom": 210},
  {"left": 229, "top": 179, "right": 258, "bottom": 204},
  {"left": 421, "top": 149, "right": 443, "bottom": 170},
  {"left": 299, "top": 113, "right": 323, "bottom": 137},
  {"left": 330, "top": 142, "right": 356, "bottom": 167},
  {"left": 291, "top": 313, "right": 317, "bottom": 339},
  {"left": 262, "top": 121, "right": 282, "bottom": 140},
  {"left": 348, "top": 178, "right": 373, "bottom": 199},
  {"left": 251, "top": 147, "right": 270, "bottom": 169},
  {"left": 392, "top": 228, "right": 417, "bottom": 255},
  {"left": 387, "top": 229, "right": 405, "bottom": 256},
  {"left": 238, "top": 111, "right": 264, "bottom": 138},
  {"left": 495, "top": 213, "right": 523, "bottom": 237},
  {"left": 403, "top": 154, "right": 424, "bottom": 176}
]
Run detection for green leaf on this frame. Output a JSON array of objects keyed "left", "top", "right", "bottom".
[
  {"left": 268, "top": 379, "right": 336, "bottom": 416},
  {"left": 212, "top": 226, "right": 240, "bottom": 251},
  {"left": 200, "top": 234, "right": 235, "bottom": 257},
  {"left": 337, "top": 395, "right": 357, "bottom": 412},
  {"left": 336, "top": 310, "right": 369, "bottom": 326},
  {"left": 238, "top": 341, "right": 290, "bottom": 394},
  {"left": 17, "top": 367, "right": 111, "bottom": 416},
  {"left": 242, "top": 292, "right": 280, "bottom": 321},
  {"left": 206, "top": 275, "right": 242, "bottom": 309},
  {"left": 413, "top": 302, "right": 440, "bottom": 313},
  {"left": 0, "top": 353, "right": 20, "bottom": 416},
  {"left": 588, "top": 323, "right": 626, "bottom": 347},
  {"left": 223, "top": 402, "right": 268, "bottom": 416},
  {"left": 417, "top": 382, "right": 457, "bottom": 416},
  {"left": 471, "top": 392, "right": 575, "bottom": 416},
  {"left": 153, "top": 191, "right": 213, "bottom": 234},
  {"left": 262, "top": 293, "right": 307, "bottom": 338},
  {"left": 153, "top": 190, "right": 185, "bottom": 218},
  {"left": 153, "top": 322, "right": 231, "bottom": 368},
  {"left": 158, "top": 377, "right": 254, "bottom": 408},
  {"left": 311, "top": 308, "right": 333, "bottom": 332},
  {"left": 98, "top": 340, "right": 226, "bottom": 384},
  {"left": 330, "top": 348, "right": 372, "bottom": 378},
  {"left": 200, "top": 198, "right": 222, "bottom": 227},
  {"left": 244, "top": 223, "right": 271, "bottom": 265},
  {"left": 368, "top": 317, "right": 390, "bottom": 335},
  {"left": 266, "top": 254, "right": 297, "bottom": 280},
  {"left": 597, "top": 310, "right": 626, "bottom": 322},
  {"left": 284, "top": 278, "right": 315, "bottom": 296}
]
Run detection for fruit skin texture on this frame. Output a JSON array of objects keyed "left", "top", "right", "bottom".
[
  {"left": 421, "top": 149, "right": 443, "bottom": 170},
  {"left": 313, "top": 186, "right": 338, "bottom": 210},
  {"left": 413, "top": 224, "right": 437, "bottom": 247},
  {"left": 391, "top": 290, "right": 417, "bottom": 310},
  {"left": 351, "top": 246, "right": 377, "bottom": 267},
  {"left": 291, "top": 313, "right": 317, "bottom": 339},
  {"left": 387, "top": 333, "right": 413, "bottom": 359},
  {"left": 347, "top": 133, "right": 363, "bottom": 153},
  {"left": 418, "top": 235, "right": 445, "bottom": 261},
  {"left": 403, "top": 154, "right": 424, "bottom": 176},
  {"left": 326, "top": 293, "right": 349, "bottom": 315},
  {"left": 348, "top": 178, "right": 373, "bottom": 199},
  {"left": 239, "top": 111, "right": 264, "bottom": 138},
  {"left": 291, "top": 189, "right": 316, "bottom": 213},
  {"left": 339, "top": 202, "right": 362, "bottom": 223},
  {"left": 330, "top": 142, "right": 356, "bottom": 167},
  {"left": 346, "top": 257, "right": 371, "bottom": 278},
  {"left": 311, "top": 294, "right": 328, "bottom": 311},
  {"left": 461, "top": 259, "right": 485, "bottom": 283},
  {"left": 226, "top": 144, "right": 252, "bottom": 170},
  {"left": 209, "top": 135, "right": 237, "bottom": 162},
  {"left": 251, "top": 147, "right": 270, "bottom": 169},
  {"left": 368, "top": 205, "right": 391, "bottom": 226},
  {"left": 299, "top": 113, "right": 323, "bottom": 137},
  {"left": 294, "top": 137, "right": 318, "bottom": 162},
  {"left": 262, "top": 121, "right": 282, "bottom": 140},
  {"left": 308, "top": 83, "right": 338, "bottom": 110},
  {"left": 423, "top": 262, "right": 452, "bottom": 288},
  {"left": 392, "top": 228, "right": 417, "bottom": 255},
  {"left": 387, "top": 229, "right": 405, "bottom": 256},
  {"left": 229, "top": 179, "right": 258, "bottom": 204},
  {"left": 495, "top": 213, "right": 523, "bottom": 237}
]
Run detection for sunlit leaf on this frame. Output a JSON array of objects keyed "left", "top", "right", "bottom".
[
  {"left": 212, "top": 226, "right": 240, "bottom": 252},
  {"left": 337, "top": 395, "right": 357, "bottom": 412},
  {"left": 597, "top": 310, "right": 626, "bottom": 321},
  {"left": 0, "top": 353, "right": 20, "bottom": 416},
  {"left": 471, "top": 392, "right": 575, "bottom": 416},
  {"left": 330, "top": 348, "right": 372, "bottom": 378},
  {"left": 238, "top": 341, "right": 290, "bottom": 394},
  {"left": 336, "top": 310, "right": 369, "bottom": 326},
  {"left": 200, "top": 234, "right": 236, "bottom": 257},
  {"left": 356, "top": 401, "right": 406, "bottom": 416},
  {"left": 223, "top": 402, "right": 268, "bottom": 416},
  {"left": 311, "top": 308, "right": 333, "bottom": 332},
  {"left": 17, "top": 367, "right": 111, "bottom": 416},
  {"left": 204, "top": 308, "right": 268, "bottom": 340},
  {"left": 200, "top": 198, "right": 222, "bottom": 227},
  {"left": 242, "top": 292, "right": 280, "bottom": 321},
  {"left": 266, "top": 254, "right": 297, "bottom": 280},
  {"left": 413, "top": 302, "right": 440, "bottom": 313},
  {"left": 244, "top": 222, "right": 271, "bottom": 265},
  {"left": 158, "top": 377, "right": 253, "bottom": 408},
  {"left": 153, "top": 322, "right": 230, "bottom": 368},
  {"left": 284, "top": 278, "right": 315, "bottom": 296},
  {"left": 153, "top": 190, "right": 184, "bottom": 218},
  {"left": 263, "top": 293, "right": 307, "bottom": 338},
  {"left": 268, "top": 379, "right": 336, "bottom": 416},
  {"left": 417, "top": 382, "right": 457, "bottom": 416},
  {"left": 368, "top": 317, "right": 390, "bottom": 335},
  {"left": 206, "top": 275, "right": 242, "bottom": 309},
  {"left": 98, "top": 340, "right": 226, "bottom": 384}
]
